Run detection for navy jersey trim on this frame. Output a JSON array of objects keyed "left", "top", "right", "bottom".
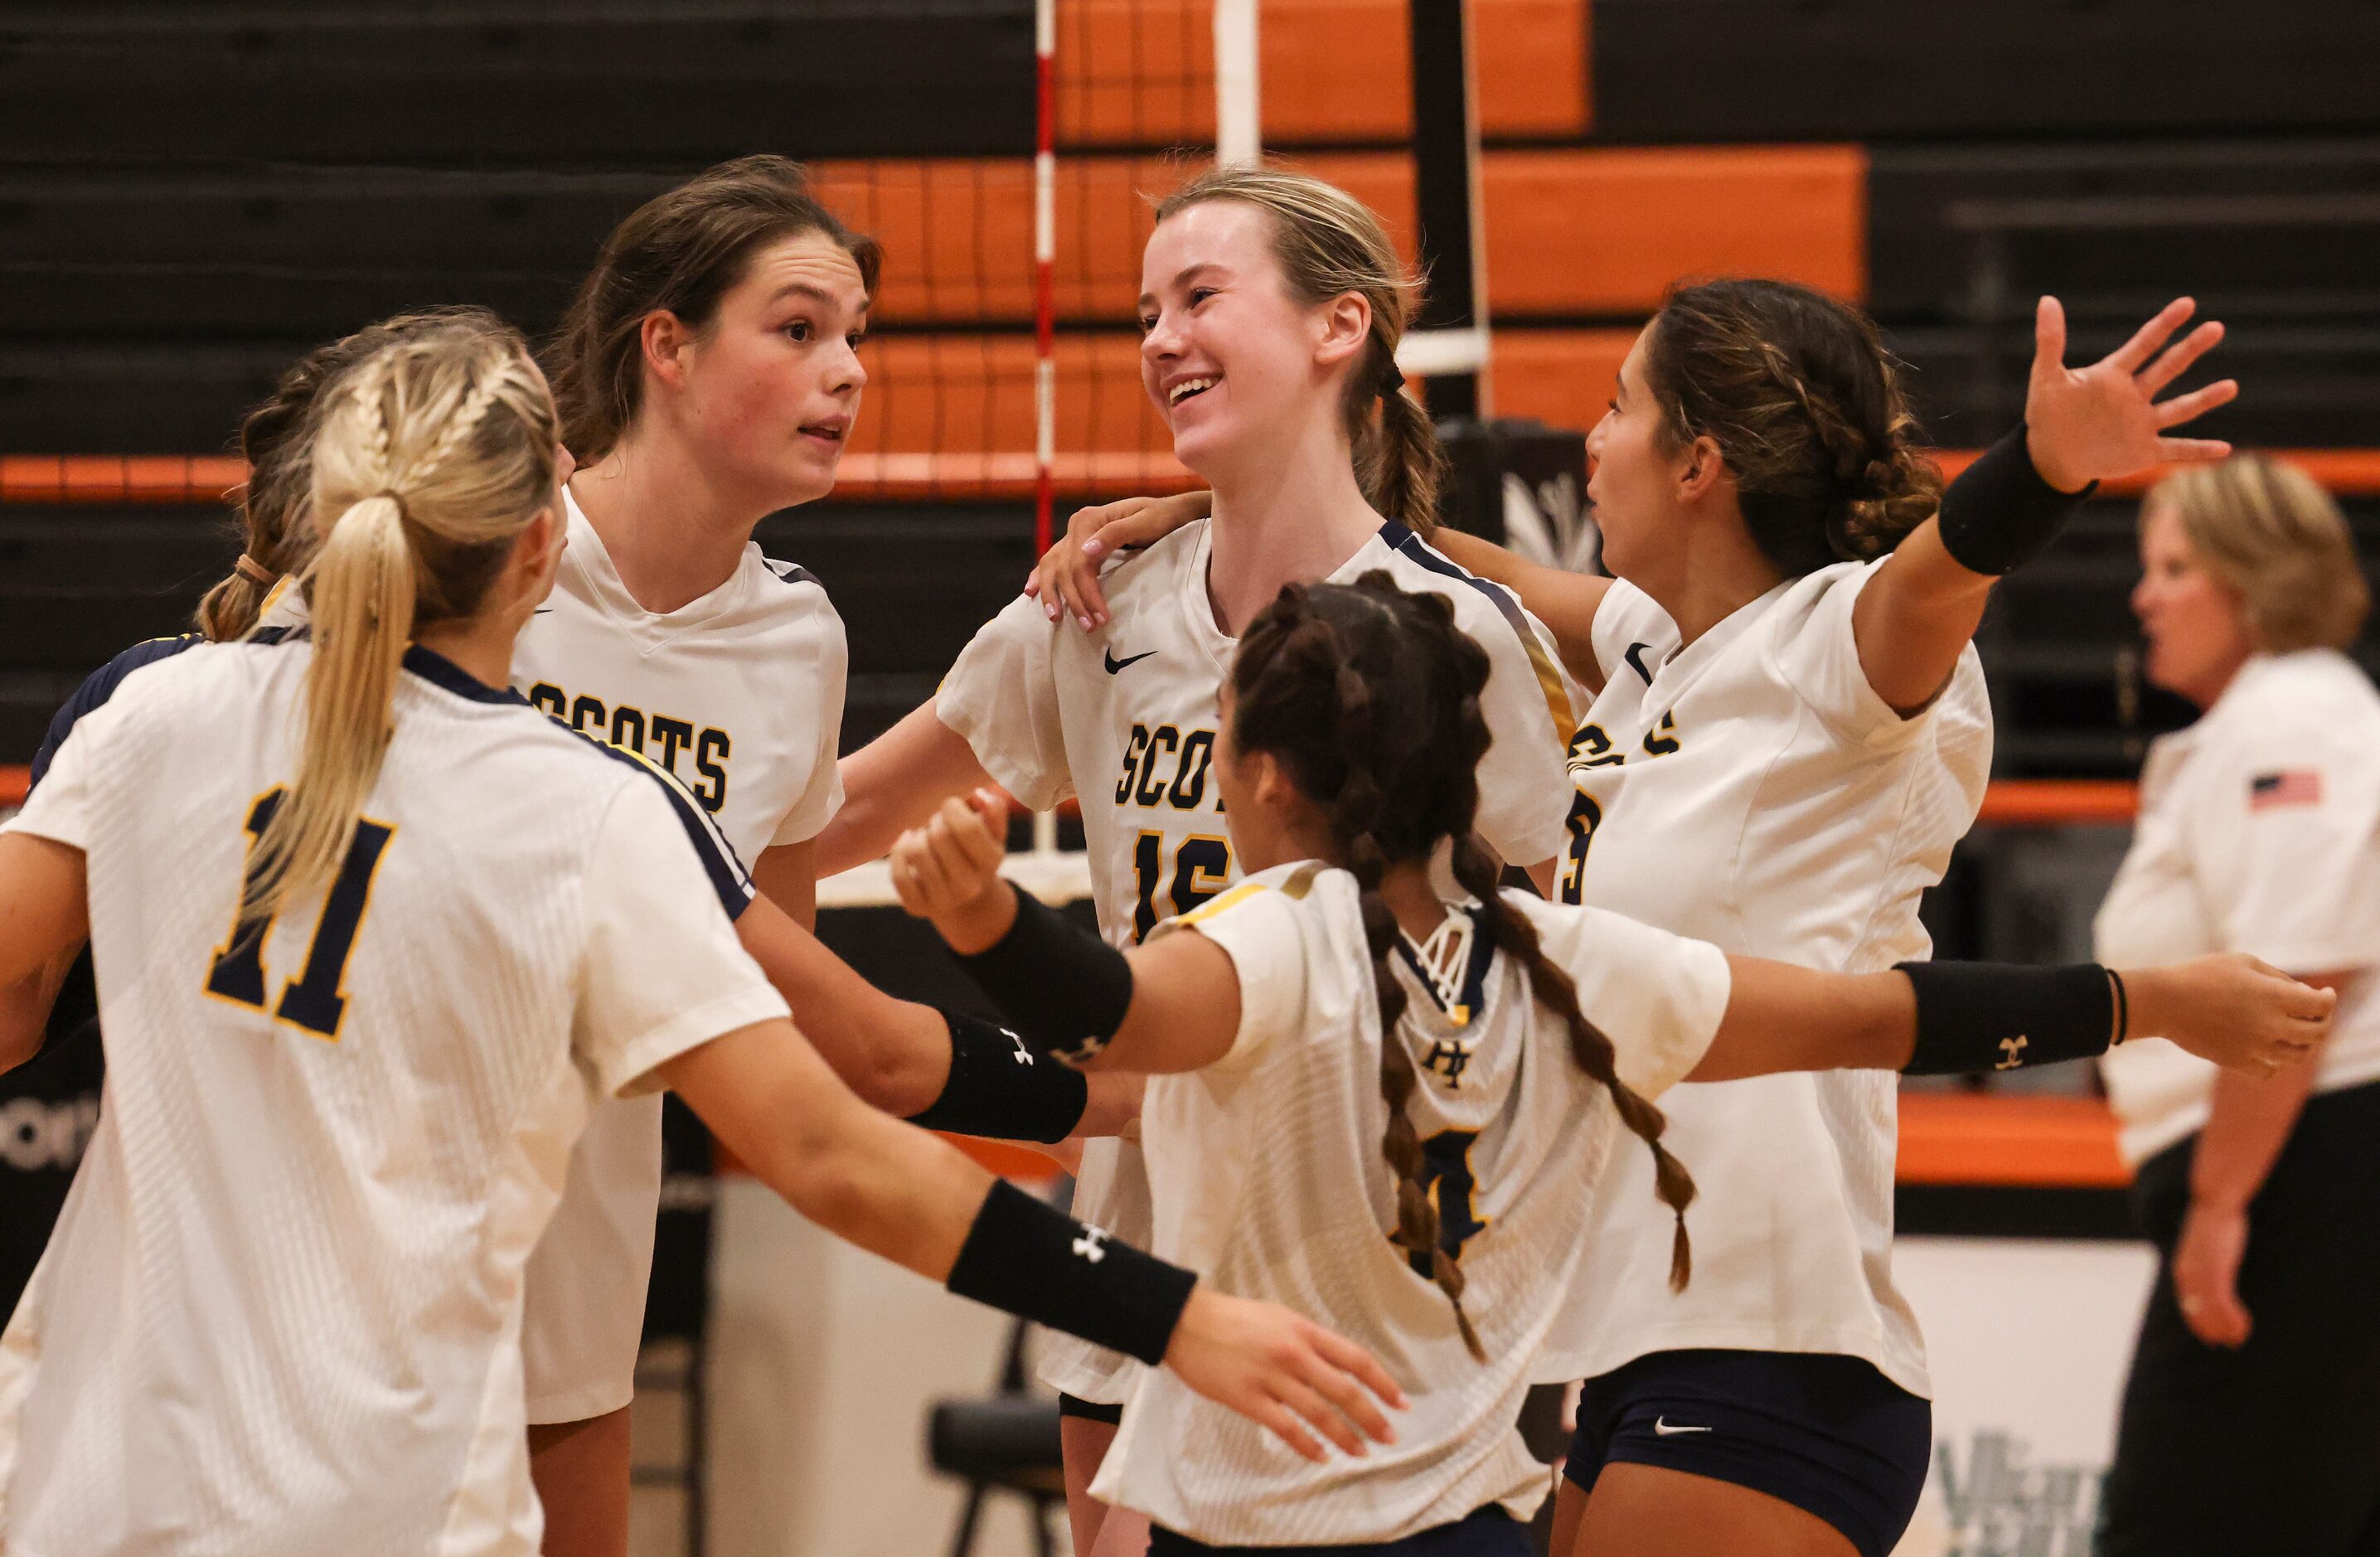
[
  {"left": 764, "top": 557, "right": 822, "bottom": 589},
  {"left": 568, "top": 734, "right": 757, "bottom": 921},
  {"left": 29, "top": 633, "right": 209, "bottom": 793},
  {"left": 1377, "top": 521, "right": 1579, "bottom": 745},
  {"left": 400, "top": 644, "right": 528, "bottom": 706}
]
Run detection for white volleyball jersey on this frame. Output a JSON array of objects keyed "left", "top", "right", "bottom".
[
  {"left": 2096, "top": 650, "right": 2380, "bottom": 1165},
  {"left": 0, "top": 638, "right": 787, "bottom": 1557},
  {"left": 1539, "top": 563, "right": 1991, "bottom": 1398},
  {"left": 938, "top": 517, "right": 1577, "bottom": 1402},
  {"left": 259, "top": 493, "right": 849, "bottom": 1421},
  {"left": 509, "top": 492, "right": 846, "bottom": 1421},
  {"left": 1090, "top": 862, "right": 1730, "bottom": 1544}
]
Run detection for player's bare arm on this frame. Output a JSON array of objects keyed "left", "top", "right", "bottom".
[
  {"left": 1422, "top": 527, "right": 1615, "bottom": 692},
  {"left": 1693, "top": 952, "right": 2331, "bottom": 1082},
  {"left": 0, "top": 834, "right": 90, "bottom": 1073},
  {"left": 733, "top": 887, "right": 1138, "bottom": 1142},
  {"left": 751, "top": 838, "right": 821, "bottom": 932},
  {"left": 815, "top": 700, "right": 997, "bottom": 877},
  {"left": 889, "top": 790, "right": 1245, "bottom": 1074},
  {"left": 655, "top": 1016, "right": 1405, "bottom": 1462},
  {"left": 1854, "top": 295, "right": 2238, "bottom": 715},
  {"left": 1027, "top": 490, "right": 1214, "bottom": 630}
]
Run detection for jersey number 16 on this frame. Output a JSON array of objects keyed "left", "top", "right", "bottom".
[{"left": 204, "top": 788, "right": 395, "bottom": 1041}]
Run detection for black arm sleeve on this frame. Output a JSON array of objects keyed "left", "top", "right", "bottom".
[
  {"left": 905, "top": 1009, "right": 1090, "bottom": 1144},
  {"left": 953, "top": 889, "right": 1136, "bottom": 1064},
  {"left": 1897, "top": 960, "right": 2121, "bottom": 1076},
  {"left": 946, "top": 1180, "right": 1196, "bottom": 1366},
  {"left": 1934, "top": 424, "right": 2096, "bottom": 576}
]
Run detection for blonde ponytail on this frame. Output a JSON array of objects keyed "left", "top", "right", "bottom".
[{"left": 242, "top": 323, "right": 559, "bottom": 923}]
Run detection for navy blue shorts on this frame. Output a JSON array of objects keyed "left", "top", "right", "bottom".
[
  {"left": 1562, "top": 1349, "right": 1930, "bottom": 1557},
  {"left": 1149, "top": 1506, "right": 1528, "bottom": 1555},
  {"left": 1056, "top": 1392, "right": 1125, "bottom": 1425}
]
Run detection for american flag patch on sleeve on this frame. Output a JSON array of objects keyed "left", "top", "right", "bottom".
[{"left": 2251, "top": 769, "right": 2325, "bottom": 810}]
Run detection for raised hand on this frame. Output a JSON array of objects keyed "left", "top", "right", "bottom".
[
  {"left": 2121, "top": 953, "right": 2333, "bottom": 1078},
  {"left": 2024, "top": 295, "right": 2239, "bottom": 492},
  {"left": 1023, "top": 490, "right": 1212, "bottom": 630},
  {"left": 1165, "top": 1288, "right": 1406, "bottom": 1462},
  {"left": 889, "top": 788, "right": 1015, "bottom": 953}
]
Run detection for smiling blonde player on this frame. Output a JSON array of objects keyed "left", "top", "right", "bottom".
[{"left": 818, "top": 167, "right": 1577, "bottom": 1556}]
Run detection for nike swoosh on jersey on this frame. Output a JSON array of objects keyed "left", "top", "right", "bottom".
[
  {"left": 1103, "top": 648, "right": 1158, "bottom": 674},
  {"left": 1624, "top": 642, "right": 1659, "bottom": 686},
  {"left": 1652, "top": 1417, "right": 1714, "bottom": 1436}
]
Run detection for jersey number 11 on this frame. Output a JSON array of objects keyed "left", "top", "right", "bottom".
[{"left": 204, "top": 788, "right": 395, "bottom": 1041}]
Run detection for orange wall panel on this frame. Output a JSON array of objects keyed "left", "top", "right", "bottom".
[
  {"left": 1489, "top": 328, "right": 1636, "bottom": 431},
  {"left": 1052, "top": 0, "right": 1587, "bottom": 147},
  {"left": 1486, "top": 146, "right": 1869, "bottom": 315},
  {"left": 821, "top": 144, "right": 1864, "bottom": 328}
]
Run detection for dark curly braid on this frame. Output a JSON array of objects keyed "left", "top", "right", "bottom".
[
  {"left": 1645, "top": 279, "right": 1942, "bottom": 576},
  {"left": 1230, "top": 575, "right": 1698, "bottom": 1356}
]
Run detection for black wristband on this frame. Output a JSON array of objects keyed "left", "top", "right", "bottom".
[
  {"left": 1897, "top": 960, "right": 2118, "bottom": 1075},
  {"left": 956, "top": 889, "right": 1135, "bottom": 1064},
  {"left": 906, "top": 1009, "right": 1089, "bottom": 1144},
  {"left": 1936, "top": 423, "right": 2095, "bottom": 576},
  {"left": 947, "top": 1179, "right": 1196, "bottom": 1366}
]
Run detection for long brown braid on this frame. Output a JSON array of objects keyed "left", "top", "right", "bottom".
[{"left": 1230, "top": 575, "right": 1698, "bottom": 1358}]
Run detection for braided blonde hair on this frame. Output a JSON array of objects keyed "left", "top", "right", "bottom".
[{"left": 240, "top": 323, "right": 560, "bottom": 921}]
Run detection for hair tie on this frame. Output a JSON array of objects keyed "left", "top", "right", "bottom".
[
  {"left": 1379, "top": 361, "right": 1407, "bottom": 395},
  {"left": 233, "top": 554, "right": 279, "bottom": 587}
]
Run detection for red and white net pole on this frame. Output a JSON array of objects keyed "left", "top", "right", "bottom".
[{"left": 1032, "top": 0, "right": 1058, "bottom": 555}]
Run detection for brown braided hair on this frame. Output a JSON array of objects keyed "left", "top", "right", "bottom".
[
  {"left": 1645, "top": 279, "right": 1942, "bottom": 576},
  {"left": 196, "top": 307, "right": 511, "bottom": 642},
  {"left": 1229, "top": 575, "right": 1697, "bottom": 1356}
]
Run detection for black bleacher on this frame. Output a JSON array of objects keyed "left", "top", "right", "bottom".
[
  {"left": 1589, "top": 0, "right": 2380, "bottom": 143},
  {"left": 1, "top": 1, "right": 1038, "bottom": 763},
  {"left": 1868, "top": 139, "right": 2380, "bottom": 448}
]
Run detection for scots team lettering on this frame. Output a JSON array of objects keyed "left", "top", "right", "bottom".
[
  {"left": 1641, "top": 710, "right": 1682, "bottom": 757},
  {"left": 527, "top": 681, "right": 734, "bottom": 810},
  {"left": 1113, "top": 722, "right": 1222, "bottom": 811},
  {"left": 1568, "top": 723, "right": 1624, "bottom": 772}
]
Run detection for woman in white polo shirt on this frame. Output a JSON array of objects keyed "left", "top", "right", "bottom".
[{"left": 2094, "top": 454, "right": 2380, "bottom": 1557}]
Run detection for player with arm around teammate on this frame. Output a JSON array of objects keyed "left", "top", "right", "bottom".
[
  {"left": 817, "top": 165, "right": 1578, "bottom": 1557},
  {"left": 0, "top": 327, "right": 1401, "bottom": 1557},
  {"left": 1034, "top": 280, "right": 2242, "bottom": 1557},
  {"left": 886, "top": 575, "right": 2324, "bottom": 1555}
]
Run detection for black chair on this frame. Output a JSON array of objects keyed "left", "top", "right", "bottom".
[{"left": 928, "top": 1317, "right": 1065, "bottom": 1557}]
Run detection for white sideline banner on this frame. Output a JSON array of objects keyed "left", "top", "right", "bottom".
[{"left": 1891, "top": 1235, "right": 2158, "bottom": 1557}]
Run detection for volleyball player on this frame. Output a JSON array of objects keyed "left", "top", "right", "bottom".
[
  {"left": 1032, "top": 284, "right": 2238, "bottom": 1557},
  {"left": 243, "top": 159, "right": 885, "bottom": 1553},
  {"left": 0, "top": 327, "right": 1402, "bottom": 1557},
  {"left": 884, "top": 573, "right": 2324, "bottom": 1555},
  {"left": 817, "top": 167, "right": 1578, "bottom": 1557}
]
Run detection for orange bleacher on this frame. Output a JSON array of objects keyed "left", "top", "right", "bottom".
[{"left": 1054, "top": 0, "right": 1590, "bottom": 147}]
